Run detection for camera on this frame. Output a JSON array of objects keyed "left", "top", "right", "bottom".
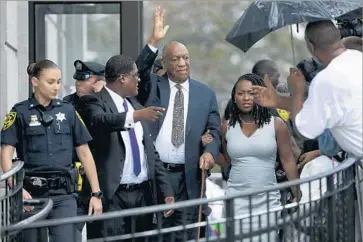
[
  {"left": 337, "top": 18, "right": 362, "bottom": 38},
  {"left": 296, "top": 58, "right": 325, "bottom": 83}
]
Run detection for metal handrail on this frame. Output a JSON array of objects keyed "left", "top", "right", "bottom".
[
  {"left": 0, "top": 161, "right": 23, "bottom": 181},
  {"left": 1, "top": 199, "right": 54, "bottom": 238},
  {"left": 12, "top": 199, "right": 54, "bottom": 229},
  {"left": 1, "top": 157, "right": 358, "bottom": 232}
]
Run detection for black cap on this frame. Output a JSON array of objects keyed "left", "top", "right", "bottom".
[{"left": 73, "top": 60, "right": 105, "bottom": 80}]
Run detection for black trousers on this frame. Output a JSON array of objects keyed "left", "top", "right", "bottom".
[
  {"left": 86, "top": 183, "right": 154, "bottom": 242},
  {"left": 162, "top": 170, "right": 207, "bottom": 242},
  {"left": 22, "top": 194, "right": 78, "bottom": 242}
]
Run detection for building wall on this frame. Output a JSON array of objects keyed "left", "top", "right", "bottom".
[{"left": 0, "top": 1, "right": 29, "bottom": 130}]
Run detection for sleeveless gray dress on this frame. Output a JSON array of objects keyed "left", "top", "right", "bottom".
[{"left": 225, "top": 118, "right": 281, "bottom": 242}]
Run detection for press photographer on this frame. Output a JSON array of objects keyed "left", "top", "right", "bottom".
[{"left": 253, "top": 19, "right": 362, "bottom": 159}]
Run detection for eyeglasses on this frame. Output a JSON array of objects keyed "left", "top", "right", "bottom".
[{"left": 123, "top": 73, "right": 140, "bottom": 80}]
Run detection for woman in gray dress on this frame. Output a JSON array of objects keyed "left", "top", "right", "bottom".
[{"left": 221, "top": 73, "right": 300, "bottom": 241}]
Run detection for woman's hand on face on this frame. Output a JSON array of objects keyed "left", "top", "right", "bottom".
[{"left": 201, "top": 129, "right": 213, "bottom": 147}]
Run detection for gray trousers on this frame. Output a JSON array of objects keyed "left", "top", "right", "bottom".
[{"left": 22, "top": 194, "right": 77, "bottom": 242}]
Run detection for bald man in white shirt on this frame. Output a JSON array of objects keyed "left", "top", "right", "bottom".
[{"left": 252, "top": 20, "right": 362, "bottom": 241}]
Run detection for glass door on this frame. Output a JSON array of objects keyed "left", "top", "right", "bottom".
[{"left": 28, "top": 1, "right": 143, "bottom": 98}]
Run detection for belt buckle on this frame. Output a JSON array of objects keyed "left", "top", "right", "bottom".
[
  {"left": 30, "top": 177, "right": 46, "bottom": 188},
  {"left": 47, "top": 178, "right": 60, "bottom": 189}
]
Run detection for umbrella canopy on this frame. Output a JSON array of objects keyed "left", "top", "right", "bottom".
[{"left": 226, "top": 0, "right": 362, "bottom": 52}]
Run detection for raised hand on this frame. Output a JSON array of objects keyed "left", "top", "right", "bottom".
[
  {"left": 148, "top": 6, "right": 170, "bottom": 47},
  {"left": 287, "top": 68, "right": 306, "bottom": 96},
  {"left": 252, "top": 74, "right": 279, "bottom": 108}
]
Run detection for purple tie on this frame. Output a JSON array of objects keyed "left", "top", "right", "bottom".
[{"left": 123, "top": 100, "right": 141, "bottom": 176}]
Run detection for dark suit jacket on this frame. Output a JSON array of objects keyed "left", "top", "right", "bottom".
[
  {"left": 63, "top": 93, "right": 80, "bottom": 107},
  {"left": 76, "top": 88, "right": 174, "bottom": 202},
  {"left": 135, "top": 51, "right": 221, "bottom": 200},
  {"left": 136, "top": 44, "right": 158, "bottom": 106}
]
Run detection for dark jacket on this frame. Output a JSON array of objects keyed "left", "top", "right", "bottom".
[
  {"left": 135, "top": 46, "right": 221, "bottom": 200},
  {"left": 77, "top": 88, "right": 174, "bottom": 202}
]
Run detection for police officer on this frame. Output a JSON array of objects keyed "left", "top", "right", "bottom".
[
  {"left": 63, "top": 60, "right": 106, "bottom": 107},
  {"left": 1, "top": 60, "right": 103, "bottom": 242},
  {"left": 63, "top": 60, "right": 105, "bottom": 240}
]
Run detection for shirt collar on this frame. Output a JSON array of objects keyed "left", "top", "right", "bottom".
[
  {"left": 104, "top": 86, "right": 125, "bottom": 104},
  {"left": 28, "top": 96, "right": 61, "bottom": 110},
  {"left": 168, "top": 79, "right": 189, "bottom": 91}
]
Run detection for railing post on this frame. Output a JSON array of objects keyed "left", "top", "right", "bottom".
[
  {"left": 327, "top": 174, "right": 337, "bottom": 242},
  {"left": 225, "top": 197, "right": 234, "bottom": 242}
]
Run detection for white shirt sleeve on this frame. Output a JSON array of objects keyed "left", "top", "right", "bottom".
[
  {"left": 148, "top": 44, "right": 158, "bottom": 53},
  {"left": 295, "top": 74, "right": 342, "bottom": 139},
  {"left": 124, "top": 110, "right": 135, "bottom": 129}
]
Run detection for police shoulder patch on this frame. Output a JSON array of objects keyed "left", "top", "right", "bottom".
[
  {"left": 75, "top": 111, "right": 85, "bottom": 126},
  {"left": 2, "top": 111, "right": 17, "bottom": 131}
]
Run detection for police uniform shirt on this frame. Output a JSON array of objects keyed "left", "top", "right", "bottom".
[{"left": 1, "top": 97, "right": 92, "bottom": 168}]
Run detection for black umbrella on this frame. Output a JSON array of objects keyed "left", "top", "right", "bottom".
[{"left": 226, "top": 0, "right": 362, "bottom": 52}]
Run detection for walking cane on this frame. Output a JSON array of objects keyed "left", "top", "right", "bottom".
[{"left": 197, "top": 170, "right": 206, "bottom": 242}]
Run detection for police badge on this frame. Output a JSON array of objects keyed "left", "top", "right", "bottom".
[{"left": 75, "top": 61, "right": 83, "bottom": 71}]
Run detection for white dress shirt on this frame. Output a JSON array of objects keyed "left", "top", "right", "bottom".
[
  {"left": 155, "top": 80, "right": 189, "bottom": 164},
  {"left": 104, "top": 87, "right": 148, "bottom": 184},
  {"left": 295, "top": 50, "right": 362, "bottom": 158}
]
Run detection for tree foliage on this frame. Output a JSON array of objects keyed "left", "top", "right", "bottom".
[{"left": 143, "top": 1, "right": 310, "bottom": 110}]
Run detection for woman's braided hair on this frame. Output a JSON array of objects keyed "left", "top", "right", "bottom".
[{"left": 229, "top": 73, "right": 271, "bottom": 128}]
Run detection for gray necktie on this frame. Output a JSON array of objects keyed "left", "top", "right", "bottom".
[{"left": 172, "top": 84, "right": 184, "bottom": 147}]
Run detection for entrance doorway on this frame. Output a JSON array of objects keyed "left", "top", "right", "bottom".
[{"left": 28, "top": 1, "right": 143, "bottom": 98}]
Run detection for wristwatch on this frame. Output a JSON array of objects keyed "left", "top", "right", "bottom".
[{"left": 91, "top": 191, "right": 103, "bottom": 199}]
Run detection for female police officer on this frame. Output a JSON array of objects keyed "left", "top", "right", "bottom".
[{"left": 0, "top": 60, "right": 102, "bottom": 242}]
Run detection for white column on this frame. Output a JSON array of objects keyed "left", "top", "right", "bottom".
[
  {"left": 17, "top": 1, "right": 29, "bottom": 101},
  {"left": 0, "top": 1, "right": 29, "bottom": 131},
  {"left": 0, "top": 1, "right": 29, "bottom": 164}
]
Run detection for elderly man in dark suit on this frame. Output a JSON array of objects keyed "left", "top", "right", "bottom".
[{"left": 136, "top": 40, "right": 221, "bottom": 241}]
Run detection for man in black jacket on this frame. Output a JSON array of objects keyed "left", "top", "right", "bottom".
[
  {"left": 77, "top": 54, "right": 174, "bottom": 241},
  {"left": 77, "top": 7, "right": 174, "bottom": 241}
]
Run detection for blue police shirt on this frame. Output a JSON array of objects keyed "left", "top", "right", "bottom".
[{"left": 1, "top": 97, "right": 92, "bottom": 168}]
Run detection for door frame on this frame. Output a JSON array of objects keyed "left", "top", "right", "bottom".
[{"left": 28, "top": 1, "right": 143, "bottom": 97}]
